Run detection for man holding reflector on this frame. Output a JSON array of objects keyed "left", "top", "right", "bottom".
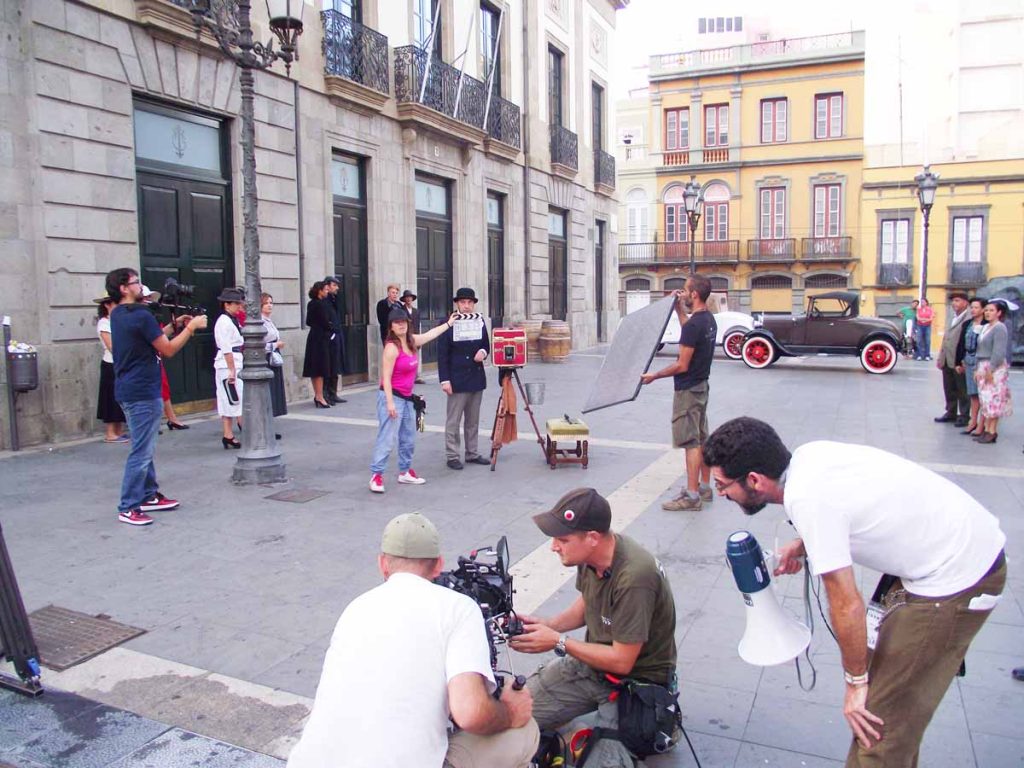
[{"left": 702, "top": 417, "right": 1006, "bottom": 767}]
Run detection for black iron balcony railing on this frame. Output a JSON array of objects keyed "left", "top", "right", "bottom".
[
  {"left": 747, "top": 238, "right": 797, "bottom": 261},
  {"left": 594, "top": 149, "right": 615, "bottom": 188},
  {"left": 486, "top": 94, "right": 522, "bottom": 149},
  {"left": 949, "top": 261, "right": 986, "bottom": 286},
  {"left": 321, "top": 10, "right": 389, "bottom": 95},
  {"left": 878, "top": 262, "right": 912, "bottom": 286},
  {"left": 550, "top": 124, "right": 578, "bottom": 170},
  {"left": 619, "top": 241, "right": 740, "bottom": 265},
  {"left": 801, "top": 236, "right": 853, "bottom": 259},
  {"left": 394, "top": 45, "right": 486, "bottom": 129}
]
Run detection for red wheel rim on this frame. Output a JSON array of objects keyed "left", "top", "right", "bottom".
[
  {"left": 726, "top": 333, "right": 744, "bottom": 357},
  {"left": 865, "top": 343, "right": 892, "bottom": 370},
  {"left": 746, "top": 340, "right": 770, "bottom": 364}
]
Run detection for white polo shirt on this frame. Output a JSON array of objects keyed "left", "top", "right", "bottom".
[
  {"left": 287, "top": 572, "right": 495, "bottom": 768},
  {"left": 784, "top": 441, "right": 1005, "bottom": 597}
]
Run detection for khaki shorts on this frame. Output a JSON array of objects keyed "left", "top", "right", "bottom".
[{"left": 671, "top": 381, "right": 708, "bottom": 449}]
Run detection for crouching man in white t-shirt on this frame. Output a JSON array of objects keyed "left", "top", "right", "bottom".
[
  {"left": 703, "top": 417, "right": 1007, "bottom": 768},
  {"left": 287, "top": 513, "right": 538, "bottom": 768}
]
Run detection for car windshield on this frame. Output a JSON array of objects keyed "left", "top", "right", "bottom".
[{"left": 808, "top": 298, "right": 852, "bottom": 318}]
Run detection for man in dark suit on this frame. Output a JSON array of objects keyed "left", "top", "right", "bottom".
[
  {"left": 401, "top": 289, "right": 425, "bottom": 384},
  {"left": 375, "top": 284, "right": 402, "bottom": 344},
  {"left": 324, "top": 276, "right": 346, "bottom": 405},
  {"left": 438, "top": 287, "right": 491, "bottom": 470}
]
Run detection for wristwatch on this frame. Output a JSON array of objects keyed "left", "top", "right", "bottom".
[
  {"left": 843, "top": 670, "right": 869, "bottom": 686},
  {"left": 553, "top": 635, "right": 568, "bottom": 657}
]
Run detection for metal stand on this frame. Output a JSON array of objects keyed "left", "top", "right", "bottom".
[
  {"left": 2, "top": 319, "right": 19, "bottom": 452},
  {"left": 0, "top": 522, "right": 42, "bottom": 696},
  {"left": 489, "top": 368, "right": 546, "bottom": 471}
]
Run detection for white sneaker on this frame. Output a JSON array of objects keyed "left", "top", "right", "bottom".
[
  {"left": 397, "top": 469, "right": 426, "bottom": 485},
  {"left": 369, "top": 473, "right": 385, "bottom": 493}
]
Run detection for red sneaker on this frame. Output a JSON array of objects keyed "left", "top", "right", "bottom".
[
  {"left": 119, "top": 509, "right": 153, "bottom": 526},
  {"left": 369, "top": 473, "right": 385, "bottom": 493},
  {"left": 140, "top": 492, "right": 179, "bottom": 512}
]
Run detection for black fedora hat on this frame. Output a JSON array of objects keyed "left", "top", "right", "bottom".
[
  {"left": 452, "top": 287, "right": 478, "bottom": 303},
  {"left": 387, "top": 306, "right": 411, "bottom": 324},
  {"left": 216, "top": 287, "right": 245, "bottom": 303},
  {"left": 401, "top": 289, "right": 417, "bottom": 301},
  {"left": 324, "top": 275, "right": 340, "bottom": 285}
]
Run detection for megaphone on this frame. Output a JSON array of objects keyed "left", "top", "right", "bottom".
[{"left": 726, "top": 530, "right": 811, "bottom": 666}]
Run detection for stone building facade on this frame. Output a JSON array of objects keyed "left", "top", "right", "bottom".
[{"left": 0, "top": 0, "right": 622, "bottom": 449}]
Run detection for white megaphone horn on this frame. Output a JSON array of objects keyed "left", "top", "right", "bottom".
[{"left": 725, "top": 530, "right": 811, "bottom": 666}]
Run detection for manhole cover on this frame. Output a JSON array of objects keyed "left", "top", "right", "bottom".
[
  {"left": 28, "top": 606, "right": 145, "bottom": 671},
  {"left": 264, "top": 488, "right": 328, "bottom": 503}
]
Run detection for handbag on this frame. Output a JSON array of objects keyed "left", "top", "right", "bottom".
[{"left": 268, "top": 350, "right": 284, "bottom": 367}]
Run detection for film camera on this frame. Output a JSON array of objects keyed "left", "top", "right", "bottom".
[
  {"left": 148, "top": 277, "right": 207, "bottom": 324},
  {"left": 434, "top": 536, "right": 526, "bottom": 695},
  {"left": 492, "top": 328, "right": 528, "bottom": 367}
]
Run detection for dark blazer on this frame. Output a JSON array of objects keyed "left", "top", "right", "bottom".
[
  {"left": 404, "top": 305, "right": 420, "bottom": 331},
  {"left": 376, "top": 297, "right": 402, "bottom": 342},
  {"left": 438, "top": 315, "right": 490, "bottom": 393},
  {"left": 325, "top": 292, "right": 347, "bottom": 375},
  {"left": 302, "top": 298, "right": 337, "bottom": 378}
]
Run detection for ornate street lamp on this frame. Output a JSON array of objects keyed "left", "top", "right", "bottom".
[
  {"left": 683, "top": 175, "right": 704, "bottom": 275},
  {"left": 914, "top": 165, "right": 939, "bottom": 303},
  {"left": 190, "top": 0, "right": 303, "bottom": 484}
]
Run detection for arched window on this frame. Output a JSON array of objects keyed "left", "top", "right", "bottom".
[
  {"left": 663, "top": 185, "right": 688, "bottom": 243},
  {"left": 710, "top": 277, "right": 729, "bottom": 292},
  {"left": 805, "top": 273, "right": 848, "bottom": 289},
  {"left": 625, "top": 277, "right": 651, "bottom": 291},
  {"left": 626, "top": 188, "right": 649, "bottom": 242},
  {"left": 751, "top": 274, "right": 793, "bottom": 290},
  {"left": 663, "top": 277, "right": 687, "bottom": 291},
  {"left": 703, "top": 182, "right": 730, "bottom": 241}
]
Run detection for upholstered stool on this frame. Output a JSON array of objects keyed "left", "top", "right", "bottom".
[{"left": 544, "top": 417, "right": 589, "bottom": 469}]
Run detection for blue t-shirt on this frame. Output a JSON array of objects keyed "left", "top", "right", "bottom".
[
  {"left": 673, "top": 310, "right": 717, "bottom": 391},
  {"left": 111, "top": 304, "right": 164, "bottom": 403}
]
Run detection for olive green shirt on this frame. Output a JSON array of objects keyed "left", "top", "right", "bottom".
[{"left": 575, "top": 534, "right": 677, "bottom": 685}]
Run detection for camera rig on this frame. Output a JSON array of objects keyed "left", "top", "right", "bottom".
[
  {"left": 151, "top": 277, "right": 208, "bottom": 323},
  {"left": 433, "top": 536, "right": 526, "bottom": 695}
]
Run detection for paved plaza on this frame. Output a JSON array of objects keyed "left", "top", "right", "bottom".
[{"left": 1, "top": 347, "right": 1022, "bottom": 767}]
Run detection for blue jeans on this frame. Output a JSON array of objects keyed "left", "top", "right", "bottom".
[
  {"left": 118, "top": 397, "right": 163, "bottom": 513},
  {"left": 915, "top": 324, "right": 931, "bottom": 359},
  {"left": 370, "top": 390, "right": 417, "bottom": 474}
]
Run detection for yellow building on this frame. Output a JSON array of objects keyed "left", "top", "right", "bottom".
[
  {"left": 618, "top": 32, "right": 866, "bottom": 314},
  {"left": 859, "top": 160, "right": 1024, "bottom": 334}
]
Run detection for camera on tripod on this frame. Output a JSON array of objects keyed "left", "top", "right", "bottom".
[
  {"left": 434, "top": 536, "right": 525, "bottom": 694},
  {"left": 492, "top": 328, "right": 528, "bottom": 367}
]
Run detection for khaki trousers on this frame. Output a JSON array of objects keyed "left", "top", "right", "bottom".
[
  {"left": 445, "top": 390, "right": 484, "bottom": 461},
  {"left": 846, "top": 555, "right": 1007, "bottom": 767},
  {"left": 444, "top": 720, "right": 539, "bottom": 768}
]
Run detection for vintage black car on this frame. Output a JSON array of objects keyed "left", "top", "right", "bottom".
[{"left": 741, "top": 290, "right": 904, "bottom": 374}]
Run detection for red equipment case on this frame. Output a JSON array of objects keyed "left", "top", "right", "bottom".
[{"left": 491, "top": 328, "right": 528, "bottom": 367}]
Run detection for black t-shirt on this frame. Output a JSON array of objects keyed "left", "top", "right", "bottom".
[
  {"left": 111, "top": 304, "right": 164, "bottom": 402},
  {"left": 673, "top": 310, "right": 717, "bottom": 391}
]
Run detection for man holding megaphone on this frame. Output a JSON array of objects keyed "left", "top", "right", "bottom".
[{"left": 703, "top": 417, "right": 1007, "bottom": 768}]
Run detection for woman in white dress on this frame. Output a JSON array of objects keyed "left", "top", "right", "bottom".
[{"left": 214, "top": 287, "right": 246, "bottom": 449}]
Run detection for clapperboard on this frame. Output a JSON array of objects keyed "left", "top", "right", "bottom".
[{"left": 452, "top": 312, "right": 485, "bottom": 342}]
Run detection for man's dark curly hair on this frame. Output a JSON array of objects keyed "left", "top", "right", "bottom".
[{"left": 702, "top": 417, "right": 791, "bottom": 480}]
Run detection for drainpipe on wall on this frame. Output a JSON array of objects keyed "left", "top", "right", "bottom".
[
  {"left": 521, "top": 0, "right": 531, "bottom": 318},
  {"left": 294, "top": 79, "right": 307, "bottom": 326}
]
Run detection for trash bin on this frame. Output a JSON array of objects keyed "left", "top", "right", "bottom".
[
  {"left": 8, "top": 352, "right": 38, "bottom": 393},
  {"left": 524, "top": 382, "right": 545, "bottom": 405}
]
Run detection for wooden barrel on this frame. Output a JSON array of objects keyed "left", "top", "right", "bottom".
[
  {"left": 513, "top": 319, "right": 543, "bottom": 362},
  {"left": 539, "top": 320, "right": 571, "bottom": 363}
]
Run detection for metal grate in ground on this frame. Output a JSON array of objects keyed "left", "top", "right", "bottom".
[
  {"left": 28, "top": 605, "right": 145, "bottom": 671},
  {"left": 263, "top": 488, "right": 328, "bottom": 503}
]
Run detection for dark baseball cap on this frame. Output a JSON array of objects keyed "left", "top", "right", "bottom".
[{"left": 532, "top": 487, "right": 611, "bottom": 537}]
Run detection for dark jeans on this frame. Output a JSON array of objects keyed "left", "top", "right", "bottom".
[
  {"left": 914, "top": 325, "right": 931, "bottom": 359},
  {"left": 941, "top": 365, "right": 969, "bottom": 418},
  {"left": 118, "top": 397, "right": 163, "bottom": 513}
]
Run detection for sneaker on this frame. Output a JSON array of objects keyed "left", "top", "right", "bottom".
[
  {"left": 398, "top": 469, "right": 426, "bottom": 485},
  {"left": 698, "top": 484, "right": 713, "bottom": 503},
  {"left": 662, "top": 492, "right": 702, "bottom": 512},
  {"left": 140, "top": 492, "right": 179, "bottom": 512},
  {"left": 118, "top": 509, "right": 153, "bottom": 526},
  {"left": 369, "top": 473, "right": 385, "bottom": 493}
]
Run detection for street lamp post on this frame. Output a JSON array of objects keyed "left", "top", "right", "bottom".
[
  {"left": 191, "top": 0, "right": 303, "bottom": 484},
  {"left": 914, "top": 165, "right": 939, "bottom": 303},
  {"left": 683, "top": 176, "right": 704, "bottom": 275}
]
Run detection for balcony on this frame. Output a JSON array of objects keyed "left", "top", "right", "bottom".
[
  {"left": 748, "top": 238, "right": 797, "bottom": 263},
  {"left": 619, "top": 241, "right": 740, "bottom": 266},
  {"left": 949, "top": 262, "right": 986, "bottom": 286},
  {"left": 703, "top": 147, "right": 729, "bottom": 164},
  {"left": 321, "top": 10, "right": 390, "bottom": 112},
  {"left": 550, "top": 124, "right": 578, "bottom": 178},
  {"left": 663, "top": 150, "right": 690, "bottom": 166},
  {"left": 801, "top": 236, "right": 854, "bottom": 261},
  {"left": 394, "top": 45, "right": 487, "bottom": 146},
  {"left": 594, "top": 149, "right": 615, "bottom": 195},
  {"left": 650, "top": 31, "right": 866, "bottom": 79},
  {"left": 484, "top": 94, "right": 522, "bottom": 160},
  {"left": 878, "top": 263, "right": 913, "bottom": 287}
]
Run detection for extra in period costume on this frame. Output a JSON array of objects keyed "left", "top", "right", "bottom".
[{"left": 438, "top": 288, "right": 490, "bottom": 465}]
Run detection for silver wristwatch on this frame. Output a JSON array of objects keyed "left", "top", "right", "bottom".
[{"left": 554, "top": 635, "right": 568, "bottom": 657}]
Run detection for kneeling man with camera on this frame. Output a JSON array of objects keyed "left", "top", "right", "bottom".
[
  {"left": 287, "top": 513, "right": 538, "bottom": 768},
  {"left": 511, "top": 488, "right": 679, "bottom": 767}
]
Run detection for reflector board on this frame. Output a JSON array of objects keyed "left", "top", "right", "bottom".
[{"left": 582, "top": 295, "right": 676, "bottom": 413}]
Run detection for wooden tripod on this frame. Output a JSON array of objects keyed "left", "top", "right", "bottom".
[{"left": 489, "top": 368, "right": 546, "bottom": 471}]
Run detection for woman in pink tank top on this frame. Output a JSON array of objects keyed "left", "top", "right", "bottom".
[{"left": 369, "top": 305, "right": 455, "bottom": 493}]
